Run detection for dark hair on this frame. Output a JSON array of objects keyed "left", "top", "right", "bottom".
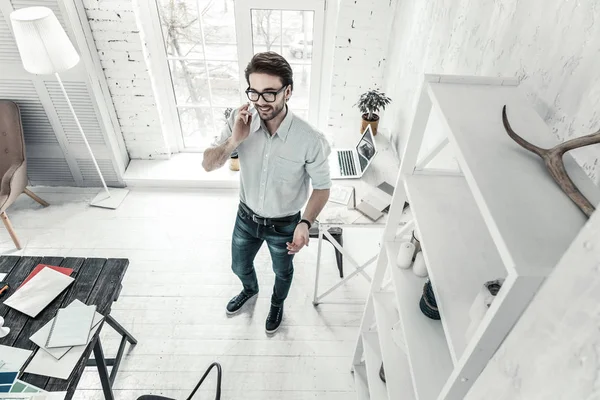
[{"left": 245, "top": 52, "right": 294, "bottom": 91}]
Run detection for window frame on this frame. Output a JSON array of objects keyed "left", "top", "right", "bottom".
[
  {"left": 137, "top": 0, "right": 245, "bottom": 152},
  {"left": 234, "top": 0, "right": 326, "bottom": 126},
  {"left": 136, "top": 0, "right": 185, "bottom": 152}
]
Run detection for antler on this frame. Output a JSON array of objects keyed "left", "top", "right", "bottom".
[{"left": 502, "top": 105, "right": 600, "bottom": 218}]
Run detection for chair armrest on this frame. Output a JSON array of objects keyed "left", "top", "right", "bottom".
[{"left": 0, "top": 164, "right": 19, "bottom": 197}]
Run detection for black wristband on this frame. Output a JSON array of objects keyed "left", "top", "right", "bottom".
[{"left": 299, "top": 219, "right": 312, "bottom": 229}]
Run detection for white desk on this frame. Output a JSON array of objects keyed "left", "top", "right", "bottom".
[{"left": 313, "top": 132, "right": 401, "bottom": 305}]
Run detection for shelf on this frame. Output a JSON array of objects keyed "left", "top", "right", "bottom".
[
  {"left": 372, "top": 291, "right": 416, "bottom": 400},
  {"left": 353, "top": 364, "right": 370, "bottom": 400},
  {"left": 403, "top": 174, "right": 507, "bottom": 363},
  {"left": 427, "top": 82, "right": 599, "bottom": 276},
  {"left": 362, "top": 331, "right": 388, "bottom": 400},
  {"left": 387, "top": 244, "right": 453, "bottom": 400}
]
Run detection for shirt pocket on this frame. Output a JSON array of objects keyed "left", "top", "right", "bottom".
[{"left": 273, "top": 155, "right": 305, "bottom": 182}]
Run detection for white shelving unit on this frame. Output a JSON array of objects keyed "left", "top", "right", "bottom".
[
  {"left": 372, "top": 291, "right": 414, "bottom": 400},
  {"left": 353, "top": 364, "right": 370, "bottom": 400},
  {"left": 351, "top": 74, "right": 600, "bottom": 400}
]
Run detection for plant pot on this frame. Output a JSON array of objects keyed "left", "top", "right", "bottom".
[
  {"left": 361, "top": 113, "right": 380, "bottom": 135},
  {"left": 229, "top": 156, "right": 240, "bottom": 171}
]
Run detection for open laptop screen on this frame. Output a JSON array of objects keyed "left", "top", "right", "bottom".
[{"left": 356, "top": 127, "right": 376, "bottom": 171}]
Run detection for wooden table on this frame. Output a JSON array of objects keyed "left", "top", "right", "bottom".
[{"left": 0, "top": 256, "right": 137, "bottom": 400}]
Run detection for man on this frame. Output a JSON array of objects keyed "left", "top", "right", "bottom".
[{"left": 202, "top": 52, "right": 331, "bottom": 334}]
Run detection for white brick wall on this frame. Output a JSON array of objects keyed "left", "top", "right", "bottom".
[
  {"left": 381, "top": 0, "right": 600, "bottom": 185},
  {"left": 327, "top": 0, "right": 398, "bottom": 141},
  {"left": 83, "top": 0, "right": 169, "bottom": 159}
]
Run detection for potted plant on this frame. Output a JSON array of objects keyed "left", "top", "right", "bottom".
[
  {"left": 223, "top": 108, "right": 239, "bottom": 171},
  {"left": 355, "top": 89, "right": 392, "bottom": 135}
]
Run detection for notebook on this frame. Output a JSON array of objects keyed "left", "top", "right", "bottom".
[
  {"left": 355, "top": 200, "right": 384, "bottom": 221},
  {"left": 45, "top": 305, "right": 96, "bottom": 349},
  {"left": 30, "top": 300, "right": 104, "bottom": 360},
  {"left": 19, "top": 265, "right": 73, "bottom": 289},
  {"left": 3, "top": 268, "right": 74, "bottom": 318}
]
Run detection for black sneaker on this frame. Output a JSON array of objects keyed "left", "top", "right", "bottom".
[
  {"left": 265, "top": 303, "right": 283, "bottom": 334},
  {"left": 226, "top": 291, "right": 257, "bottom": 315}
]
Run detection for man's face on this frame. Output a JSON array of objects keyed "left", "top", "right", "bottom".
[{"left": 248, "top": 73, "right": 292, "bottom": 121}]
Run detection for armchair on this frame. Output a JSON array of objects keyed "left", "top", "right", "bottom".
[{"left": 0, "top": 100, "right": 49, "bottom": 249}]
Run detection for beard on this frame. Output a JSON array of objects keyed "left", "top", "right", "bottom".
[{"left": 256, "top": 101, "right": 286, "bottom": 121}]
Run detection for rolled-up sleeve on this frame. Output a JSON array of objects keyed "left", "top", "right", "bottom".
[
  {"left": 212, "top": 111, "right": 235, "bottom": 147},
  {"left": 305, "top": 133, "right": 332, "bottom": 190}
]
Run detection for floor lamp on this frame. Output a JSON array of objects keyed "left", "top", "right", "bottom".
[{"left": 10, "top": 6, "right": 128, "bottom": 209}]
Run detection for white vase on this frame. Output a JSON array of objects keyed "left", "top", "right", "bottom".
[
  {"left": 413, "top": 251, "right": 428, "bottom": 277},
  {"left": 0, "top": 316, "right": 10, "bottom": 338},
  {"left": 396, "top": 242, "right": 415, "bottom": 269}
]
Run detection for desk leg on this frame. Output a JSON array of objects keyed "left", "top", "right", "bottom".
[
  {"left": 323, "top": 230, "right": 371, "bottom": 282},
  {"left": 312, "top": 228, "right": 324, "bottom": 306},
  {"left": 88, "top": 316, "right": 137, "bottom": 387},
  {"left": 106, "top": 315, "right": 138, "bottom": 345},
  {"left": 93, "top": 339, "right": 115, "bottom": 400}
]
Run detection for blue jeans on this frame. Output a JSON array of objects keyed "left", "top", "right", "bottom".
[{"left": 232, "top": 205, "right": 300, "bottom": 306}]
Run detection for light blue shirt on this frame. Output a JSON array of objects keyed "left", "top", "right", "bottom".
[{"left": 215, "top": 107, "right": 332, "bottom": 218}]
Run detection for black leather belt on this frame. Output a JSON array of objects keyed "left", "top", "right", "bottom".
[{"left": 239, "top": 202, "right": 299, "bottom": 227}]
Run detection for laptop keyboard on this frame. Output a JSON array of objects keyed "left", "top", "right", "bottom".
[{"left": 338, "top": 150, "right": 357, "bottom": 176}]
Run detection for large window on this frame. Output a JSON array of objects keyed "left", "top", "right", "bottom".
[
  {"left": 235, "top": 0, "right": 325, "bottom": 126},
  {"left": 156, "top": 0, "right": 325, "bottom": 151},
  {"left": 248, "top": 9, "right": 314, "bottom": 121},
  {"left": 156, "top": 0, "right": 240, "bottom": 149}
]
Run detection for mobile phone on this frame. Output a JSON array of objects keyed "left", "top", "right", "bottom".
[{"left": 244, "top": 104, "right": 255, "bottom": 124}]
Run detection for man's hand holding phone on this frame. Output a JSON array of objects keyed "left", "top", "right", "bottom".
[{"left": 232, "top": 103, "right": 254, "bottom": 145}]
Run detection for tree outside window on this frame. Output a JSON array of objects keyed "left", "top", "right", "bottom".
[{"left": 156, "top": 0, "right": 314, "bottom": 149}]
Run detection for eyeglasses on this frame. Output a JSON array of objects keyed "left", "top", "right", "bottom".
[{"left": 245, "top": 85, "right": 287, "bottom": 103}]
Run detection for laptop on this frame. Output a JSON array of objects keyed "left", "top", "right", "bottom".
[{"left": 329, "top": 125, "right": 378, "bottom": 179}]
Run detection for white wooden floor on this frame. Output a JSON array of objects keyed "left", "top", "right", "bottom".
[{"left": 0, "top": 187, "right": 382, "bottom": 400}]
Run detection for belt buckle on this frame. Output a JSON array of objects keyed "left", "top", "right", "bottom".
[{"left": 252, "top": 214, "right": 267, "bottom": 226}]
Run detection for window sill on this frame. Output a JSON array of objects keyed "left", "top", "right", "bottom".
[{"left": 123, "top": 153, "right": 240, "bottom": 188}]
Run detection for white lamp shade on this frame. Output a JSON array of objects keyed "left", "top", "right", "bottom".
[{"left": 10, "top": 7, "right": 80, "bottom": 74}]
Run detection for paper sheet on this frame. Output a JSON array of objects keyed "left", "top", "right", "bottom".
[
  {"left": 329, "top": 185, "right": 354, "bottom": 205},
  {"left": 319, "top": 206, "right": 363, "bottom": 225},
  {"left": 0, "top": 274, "right": 6, "bottom": 281},
  {"left": 30, "top": 300, "right": 104, "bottom": 360},
  {"left": 0, "top": 346, "right": 33, "bottom": 372},
  {"left": 25, "top": 323, "right": 101, "bottom": 379},
  {"left": 4, "top": 269, "right": 74, "bottom": 318}
]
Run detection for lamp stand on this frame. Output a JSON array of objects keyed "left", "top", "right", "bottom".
[{"left": 55, "top": 73, "right": 128, "bottom": 209}]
